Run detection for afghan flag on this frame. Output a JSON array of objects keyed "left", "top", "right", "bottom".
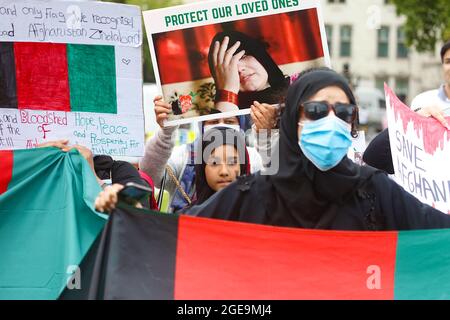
[
  {"left": 73, "top": 206, "right": 450, "bottom": 300},
  {"left": 0, "top": 148, "right": 106, "bottom": 300},
  {"left": 0, "top": 42, "right": 116, "bottom": 113}
]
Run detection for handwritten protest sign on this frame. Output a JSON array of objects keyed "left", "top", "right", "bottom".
[
  {"left": 0, "top": 0, "right": 141, "bottom": 46},
  {"left": 385, "top": 84, "right": 450, "bottom": 214},
  {"left": 0, "top": 0, "right": 144, "bottom": 157},
  {"left": 143, "top": 0, "right": 330, "bottom": 126}
]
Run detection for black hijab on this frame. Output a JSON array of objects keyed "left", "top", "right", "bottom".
[
  {"left": 208, "top": 31, "right": 290, "bottom": 109},
  {"left": 266, "top": 68, "right": 369, "bottom": 228},
  {"left": 194, "top": 127, "right": 250, "bottom": 205}
]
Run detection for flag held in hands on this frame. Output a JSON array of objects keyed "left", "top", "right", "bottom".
[
  {"left": 0, "top": 148, "right": 105, "bottom": 300},
  {"left": 83, "top": 207, "right": 450, "bottom": 300},
  {"left": 2, "top": 148, "right": 450, "bottom": 300}
]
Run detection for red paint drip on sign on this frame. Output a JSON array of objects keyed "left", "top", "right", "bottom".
[{"left": 385, "top": 84, "right": 450, "bottom": 155}]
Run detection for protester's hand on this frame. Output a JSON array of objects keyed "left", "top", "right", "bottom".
[
  {"left": 38, "top": 140, "right": 101, "bottom": 184},
  {"left": 251, "top": 101, "right": 278, "bottom": 132},
  {"left": 37, "top": 139, "right": 70, "bottom": 150},
  {"left": 63, "top": 144, "right": 102, "bottom": 184},
  {"left": 211, "top": 36, "right": 245, "bottom": 94},
  {"left": 154, "top": 95, "right": 172, "bottom": 128},
  {"left": 94, "top": 184, "right": 143, "bottom": 213},
  {"left": 70, "top": 144, "right": 96, "bottom": 170},
  {"left": 95, "top": 184, "right": 124, "bottom": 213},
  {"left": 37, "top": 139, "right": 93, "bottom": 162},
  {"left": 416, "top": 104, "right": 450, "bottom": 129}
]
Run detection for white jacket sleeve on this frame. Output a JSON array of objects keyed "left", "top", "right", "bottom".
[
  {"left": 247, "top": 146, "right": 263, "bottom": 173},
  {"left": 251, "top": 125, "right": 280, "bottom": 171}
]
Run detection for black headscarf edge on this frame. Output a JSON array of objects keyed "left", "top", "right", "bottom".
[{"left": 281, "top": 68, "right": 358, "bottom": 152}]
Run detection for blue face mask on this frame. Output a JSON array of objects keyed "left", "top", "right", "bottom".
[{"left": 298, "top": 116, "right": 352, "bottom": 171}]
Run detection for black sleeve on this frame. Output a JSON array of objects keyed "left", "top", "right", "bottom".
[
  {"left": 111, "top": 161, "right": 147, "bottom": 186},
  {"left": 111, "top": 161, "right": 151, "bottom": 208},
  {"left": 375, "top": 174, "right": 450, "bottom": 230},
  {"left": 183, "top": 175, "right": 266, "bottom": 224},
  {"left": 183, "top": 183, "right": 244, "bottom": 221},
  {"left": 363, "top": 129, "right": 394, "bottom": 174}
]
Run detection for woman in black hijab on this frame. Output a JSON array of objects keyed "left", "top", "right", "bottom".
[
  {"left": 186, "top": 68, "right": 450, "bottom": 230},
  {"left": 208, "top": 31, "right": 290, "bottom": 112}
]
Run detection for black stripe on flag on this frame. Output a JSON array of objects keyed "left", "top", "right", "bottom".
[
  {"left": 0, "top": 42, "right": 17, "bottom": 109},
  {"left": 58, "top": 234, "right": 103, "bottom": 300},
  {"left": 84, "top": 206, "right": 179, "bottom": 300}
]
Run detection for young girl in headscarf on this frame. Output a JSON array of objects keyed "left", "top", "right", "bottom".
[
  {"left": 184, "top": 126, "right": 250, "bottom": 210},
  {"left": 186, "top": 68, "right": 450, "bottom": 231},
  {"left": 96, "top": 127, "right": 250, "bottom": 214}
]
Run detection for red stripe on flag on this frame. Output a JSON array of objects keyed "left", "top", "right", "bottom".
[
  {"left": 0, "top": 150, "right": 13, "bottom": 194},
  {"left": 175, "top": 216, "right": 397, "bottom": 300},
  {"left": 14, "top": 43, "right": 70, "bottom": 111}
]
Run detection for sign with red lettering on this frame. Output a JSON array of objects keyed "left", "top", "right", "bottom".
[
  {"left": 0, "top": 0, "right": 144, "bottom": 157},
  {"left": 385, "top": 84, "right": 450, "bottom": 214}
]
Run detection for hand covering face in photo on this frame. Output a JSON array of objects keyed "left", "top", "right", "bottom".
[{"left": 208, "top": 31, "right": 290, "bottom": 109}]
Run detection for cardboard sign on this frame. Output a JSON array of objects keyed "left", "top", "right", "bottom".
[
  {"left": 0, "top": 0, "right": 144, "bottom": 157},
  {"left": 385, "top": 84, "right": 450, "bottom": 214}
]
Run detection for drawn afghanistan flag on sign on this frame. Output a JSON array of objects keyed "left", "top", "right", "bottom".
[
  {"left": 0, "top": 148, "right": 106, "bottom": 300},
  {"left": 0, "top": 42, "right": 117, "bottom": 114}
]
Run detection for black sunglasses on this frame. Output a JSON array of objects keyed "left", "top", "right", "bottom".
[{"left": 301, "top": 101, "right": 358, "bottom": 124}]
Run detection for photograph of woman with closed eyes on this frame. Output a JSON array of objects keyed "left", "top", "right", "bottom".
[{"left": 149, "top": 7, "right": 329, "bottom": 125}]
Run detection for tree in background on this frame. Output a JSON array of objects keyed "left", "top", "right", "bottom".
[
  {"left": 390, "top": 0, "right": 450, "bottom": 52},
  {"left": 109, "top": 0, "right": 182, "bottom": 82}
]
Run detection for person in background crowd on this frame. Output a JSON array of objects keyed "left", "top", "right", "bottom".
[
  {"left": 139, "top": 96, "right": 263, "bottom": 213},
  {"left": 186, "top": 68, "right": 450, "bottom": 231},
  {"left": 188, "top": 126, "right": 250, "bottom": 209},
  {"left": 96, "top": 127, "right": 250, "bottom": 213},
  {"left": 411, "top": 40, "right": 450, "bottom": 117}
]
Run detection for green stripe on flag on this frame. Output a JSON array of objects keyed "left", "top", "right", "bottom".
[
  {"left": 394, "top": 228, "right": 450, "bottom": 300},
  {"left": 68, "top": 44, "right": 117, "bottom": 113},
  {"left": 0, "top": 148, "right": 106, "bottom": 300}
]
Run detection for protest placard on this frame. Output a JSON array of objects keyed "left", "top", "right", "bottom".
[
  {"left": 0, "top": 0, "right": 144, "bottom": 157},
  {"left": 385, "top": 84, "right": 450, "bottom": 214},
  {"left": 143, "top": 0, "right": 330, "bottom": 126}
]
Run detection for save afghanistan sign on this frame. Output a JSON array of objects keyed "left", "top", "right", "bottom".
[{"left": 385, "top": 84, "right": 450, "bottom": 214}]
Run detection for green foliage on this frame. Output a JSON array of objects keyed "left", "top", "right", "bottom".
[
  {"left": 390, "top": 0, "right": 450, "bottom": 52},
  {"left": 108, "top": 0, "right": 182, "bottom": 82}
]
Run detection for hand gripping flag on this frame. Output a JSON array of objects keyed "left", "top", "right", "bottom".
[{"left": 0, "top": 148, "right": 106, "bottom": 300}]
